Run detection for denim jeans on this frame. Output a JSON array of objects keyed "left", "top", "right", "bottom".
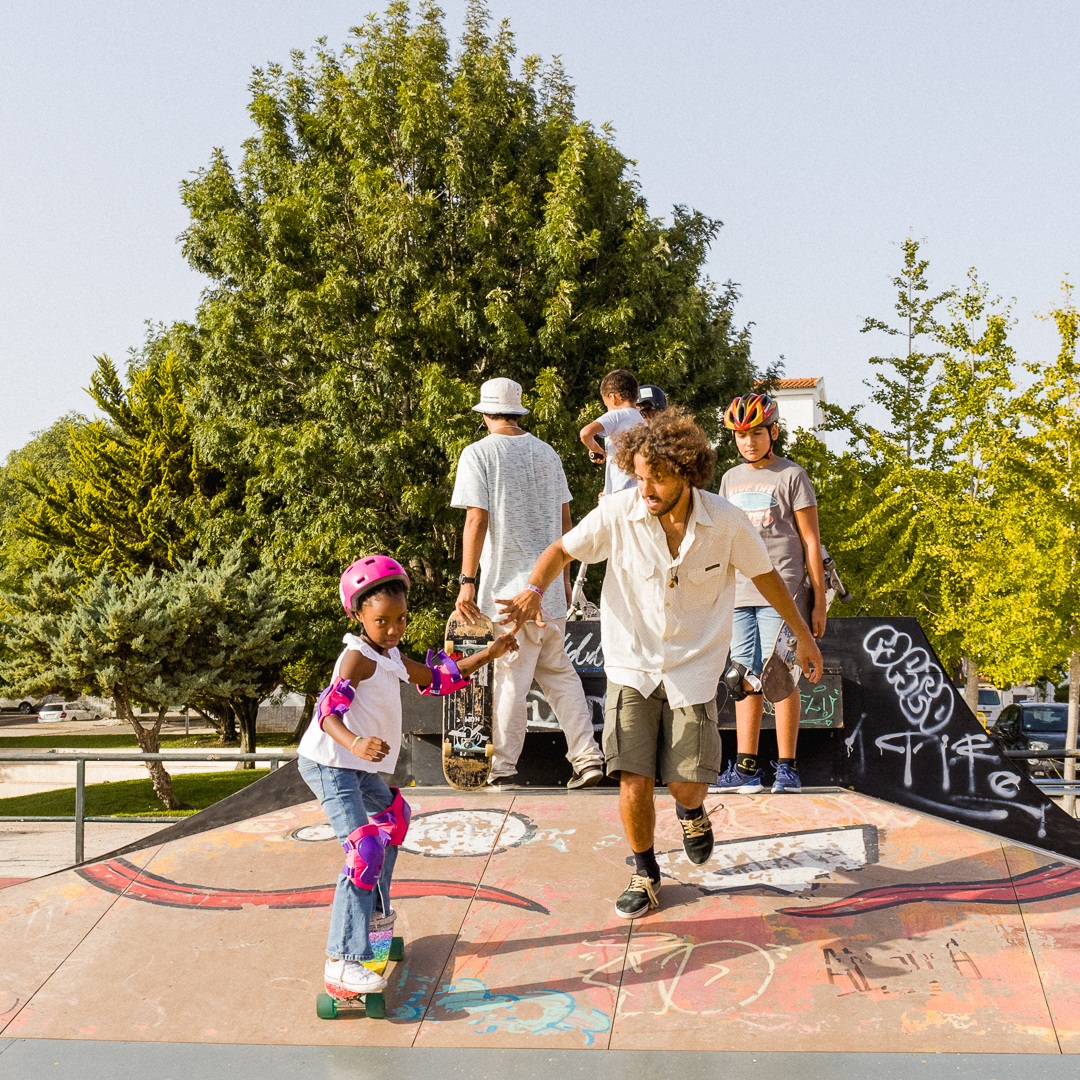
[
  {"left": 729, "top": 605, "right": 786, "bottom": 676},
  {"left": 298, "top": 756, "right": 399, "bottom": 962}
]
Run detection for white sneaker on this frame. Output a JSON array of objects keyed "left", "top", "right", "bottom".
[
  {"left": 324, "top": 957, "right": 388, "bottom": 994},
  {"left": 370, "top": 907, "right": 397, "bottom": 931}
]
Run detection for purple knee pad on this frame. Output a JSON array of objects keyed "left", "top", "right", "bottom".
[
  {"left": 417, "top": 649, "right": 471, "bottom": 696},
  {"left": 341, "top": 823, "right": 389, "bottom": 890},
  {"left": 371, "top": 787, "right": 411, "bottom": 846}
]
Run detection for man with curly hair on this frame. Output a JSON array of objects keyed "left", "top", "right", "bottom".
[{"left": 497, "top": 407, "right": 823, "bottom": 920}]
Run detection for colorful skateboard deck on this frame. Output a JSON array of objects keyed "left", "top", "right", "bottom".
[
  {"left": 441, "top": 611, "right": 495, "bottom": 789},
  {"left": 316, "top": 926, "right": 404, "bottom": 1019}
]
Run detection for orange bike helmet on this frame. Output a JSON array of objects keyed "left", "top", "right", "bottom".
[{"left": 723, "top": 393, "right": 779, "bottom": 431}]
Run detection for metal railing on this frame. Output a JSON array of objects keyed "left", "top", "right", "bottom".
[{"left": 0, "top": 752, "right": 298, "bottom": 863}]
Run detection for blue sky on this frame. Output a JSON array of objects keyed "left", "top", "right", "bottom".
[{"left": 2, "top": 0, "right": 1077, "bottom": 459}]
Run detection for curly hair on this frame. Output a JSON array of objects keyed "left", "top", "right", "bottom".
[{"left": 611, "top": 406, "right": 716, "bottom": 489}]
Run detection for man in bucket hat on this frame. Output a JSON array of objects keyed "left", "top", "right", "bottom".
[{"left": 451, "top": 378, "right": 605, "bottom": 788}]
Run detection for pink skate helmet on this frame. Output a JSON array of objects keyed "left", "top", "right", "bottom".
[{"left": 339, "top": 556, "right": 411, "bottom": 616}]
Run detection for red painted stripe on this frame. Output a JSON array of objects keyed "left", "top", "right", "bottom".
[
  {"left": 76, "top": 859, "right": 547, "bottom": 914},
  {"left": 781, "top": 863, "right": 1080, "bottom": 918}
]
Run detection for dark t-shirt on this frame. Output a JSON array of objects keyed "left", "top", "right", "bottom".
[{"left": 720, "top": 456, "right": 817, "bottom": 606}]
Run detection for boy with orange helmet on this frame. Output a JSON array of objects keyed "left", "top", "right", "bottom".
[{"left": 714, "top": 393, "right": 827, "bottom": 794}]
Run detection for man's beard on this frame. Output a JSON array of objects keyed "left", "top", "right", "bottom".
[{"left": 645, "top": 481, "right": 687, "bottom": 517}]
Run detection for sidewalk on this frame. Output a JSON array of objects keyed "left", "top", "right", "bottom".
[
  {"left": 0, "top": 717, "right": 262, "bottom": 799},
  {"left": 0, "top": 820, "right": 167, "bottom": 885}
]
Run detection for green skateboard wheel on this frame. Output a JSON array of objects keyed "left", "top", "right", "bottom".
[
  {"left": 316, "top": 992, "right": 337, "bottom": 1019},
  {"left": 366, "top": 992, "right": 386, "bottom": 1019},
  {"left": 389, "top": 936, "right": 404, "bottom": 961}
]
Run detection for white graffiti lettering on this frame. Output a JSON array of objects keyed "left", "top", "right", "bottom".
[{"left": 863, "top": 625, "right": 955, "bottom": 733}]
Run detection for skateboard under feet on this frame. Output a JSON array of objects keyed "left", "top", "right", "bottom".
[{"left": 316, "top": 926, "right": 404, "bottom": 1019}]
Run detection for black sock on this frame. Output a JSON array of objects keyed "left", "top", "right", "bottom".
[
  {"left": 633, "top": 847, "right": 660, "bottom": 880},
  {"left": 778, "top": 758, "right": 796, "bottom": 767},
  {"left": 676, "top": 802, "right": 705, "bottom": 820},
  {"left": 736, "top": 754, "right": 758, "bottom": 776}
]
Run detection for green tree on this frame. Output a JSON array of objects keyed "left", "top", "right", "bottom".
[
  {"left": 0, "top": 550, "right": 292, "bottom": 806},
  {"left": 0, "top": 416, "right": 84, "bottom": 694},
  {"left": 996, "top": 281, "right": 1080, "bottom": 803},
  {"left": 810, "top": 240, "right": 1021, "bottom": 702},
  {"left": 17, "top": 349, "right": 205, "bottom": 576},
  {"left": 178, "top": 551, "right": 294, "bottom": 764},
  {"left": 177, "top": 0, "right": 754, "bottom": 650}
]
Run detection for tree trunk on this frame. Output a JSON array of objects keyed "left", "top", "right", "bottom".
[
  {"left": 290, "top": 693, "right": 315, "bottom": 743},
  {"left": 192, "top": 701, "right": 238, "bottom": 743},
  {"left": 116, "top": 696, "right": 181, "bottom": 811},
  {"left": 1064, "top": 647, "right": 1079, "bottom": 817},
  {"left": 963, "top": 657, "right": 980, "bottom": 714},
  {"left": 234, "top": 697, "right": 259, "bottom": 770}
]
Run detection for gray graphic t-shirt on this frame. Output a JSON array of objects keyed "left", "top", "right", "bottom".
[
  {"left": 720, "top": 456, "right": 817, "bottom": 606},
  {"left": 451, "top": 433, "right": 573, "bottom": 621}
]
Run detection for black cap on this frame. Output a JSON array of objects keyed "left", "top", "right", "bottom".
[{"left": 637, "top": 384, "right": 668, "bottom": 410}]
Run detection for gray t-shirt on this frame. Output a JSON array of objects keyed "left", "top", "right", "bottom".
[
  {"left": 451, "top": 433, "right": 573, "bottom": 621},
  {"left": 597, "top": 406, "right": 644, "bottom": 494},
  {"left": 720, "top": 456, "right": 817, "bottom": 606}
]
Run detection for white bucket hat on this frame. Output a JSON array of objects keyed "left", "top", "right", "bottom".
[{"left": 471, "top": 377, "right": 530, "bottom": 416}]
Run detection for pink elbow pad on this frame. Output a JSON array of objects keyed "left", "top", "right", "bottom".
[
  {"left": 417, "top": 649, "right": 471, "bottom": 696},
  {"left": 316, "top": 677, "right": 355, "bottom": 729}
]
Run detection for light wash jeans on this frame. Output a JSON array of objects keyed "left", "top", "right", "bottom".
[{"left": 298, "top": 756, "right": 399, "bottom": 962}]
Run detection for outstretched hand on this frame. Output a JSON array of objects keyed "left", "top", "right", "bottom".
[
  {"left": 488, "top": 630, "right": 519, "bottom": 660},
  {"left": 496, "top": 589, "right": 544, "bottom": 633}
]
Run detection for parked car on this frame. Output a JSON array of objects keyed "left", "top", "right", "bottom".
[
  {"left": 976, "top": 687, "right": 1005, "bottom": 727},
  {"left": 988, "top": 703, "right": 1073, "bottom": 777},
  {"left": 0, "top": 696, "right": 42, "bottom": 714},
  {"left": 37, "top": 701, "right": 103, "bottom": 723}
]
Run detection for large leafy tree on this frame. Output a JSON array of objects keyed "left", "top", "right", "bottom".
[
  {"left": 0, "top": 416, "right": 83, "bottom": 693},
  {"left": 178, "top": 0, "right": 754, "bottom": 648},
  {"left": 17, "top": 347, "right": 206, "bottom": 576},
  {"left": 1, "top": 550, "right": 292, "bottom": 806},
  {"left": 804, "top": 240, "right": 1021, "bottom": 702}
]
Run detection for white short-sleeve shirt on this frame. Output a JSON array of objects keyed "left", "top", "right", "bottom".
[
  {"left": 297, "top": 635, "right": 410, "bottom": 773},
  {"left": 562, "top": 487, "right": 773, "bottom": 707},
  {"left": 451, "top": 433, "right": 572, "bottom": 620}
]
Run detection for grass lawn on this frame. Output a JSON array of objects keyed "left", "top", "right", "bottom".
[
  {"left": 0, "top": 769, "right": 273, "bottom": 817},
  {"left": 0, "top": 732, "right": 300, "bottom": 750}
]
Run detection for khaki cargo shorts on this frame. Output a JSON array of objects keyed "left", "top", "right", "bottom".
[{"left": 603, "top": 682, "right": 722, "bottom": 784}]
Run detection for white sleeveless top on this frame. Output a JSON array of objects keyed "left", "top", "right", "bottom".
[{"left": 297, "top": 634, "right": 410, "bottom": 773}]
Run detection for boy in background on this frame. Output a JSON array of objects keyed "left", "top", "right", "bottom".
[
  {"left": 713, "top": 393, "right": 827, "bottom": 795},
  {"left": 579, "top": 369, "right": 643, "bottom": 495}
]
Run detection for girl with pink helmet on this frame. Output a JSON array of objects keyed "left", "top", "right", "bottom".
[{"left": 297, "top": 555, "right": 516, "bottom": 1002}]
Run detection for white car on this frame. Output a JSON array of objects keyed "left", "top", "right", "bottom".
[{"left": 37, "top": 701, "right": 102, "bottom": 723}]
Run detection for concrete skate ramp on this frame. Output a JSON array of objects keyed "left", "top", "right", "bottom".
[
  {"left": 3, "top": 789, "right": 1080, "bottom": 1052},
  {"left": 96, "top": 615, "right": 1080, "bottom": 870}
]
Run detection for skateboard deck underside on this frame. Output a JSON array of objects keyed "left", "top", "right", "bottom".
[{"left": 442, "top": 613, "right": 495, "bottom": 790}]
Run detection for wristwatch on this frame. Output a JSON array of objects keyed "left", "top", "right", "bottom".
[{"left": 458, "top": 573, "right": 477, "bottom": 585}]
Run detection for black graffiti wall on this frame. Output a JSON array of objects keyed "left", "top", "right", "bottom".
[{"left": 825, "top": 617, "right": 1080, "bottom": 862}]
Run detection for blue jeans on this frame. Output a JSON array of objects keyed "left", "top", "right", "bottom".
[
  {"left": 729, "top": 606, "right": 786, "bottom": 676},
  {"left": 298, "top": 756, "right": 399, "bottom": 962}
]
